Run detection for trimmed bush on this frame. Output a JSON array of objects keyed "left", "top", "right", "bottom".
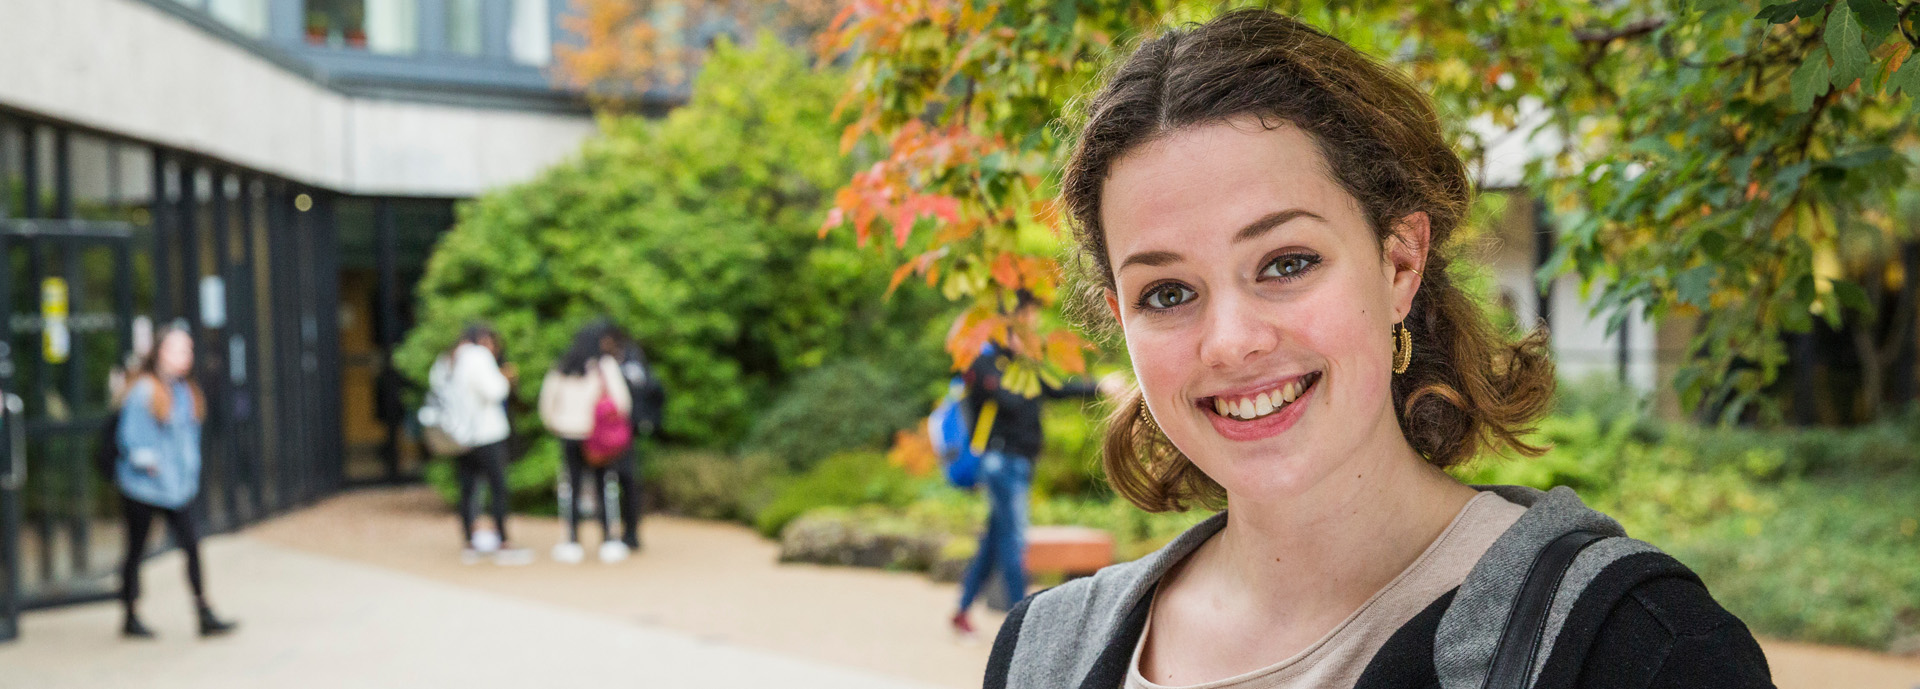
[
  {"left": 647, "top": 449, "right": 783, "bottom": 522},
  {"left": 742, "top": 361, "right": 927, "bottom": 473},
  {"left": 753, "top": 451, "right": 927, "bottom": 537}
]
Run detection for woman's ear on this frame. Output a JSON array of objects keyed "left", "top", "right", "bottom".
[
  {"left": 1388, "top": 212, "right": 1431, "bottom": 321},
  {"left": 1105, "top": 289, "right": 1123, "bottom": 325}
]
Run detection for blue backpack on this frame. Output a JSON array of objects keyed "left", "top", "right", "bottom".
[{"left": 930, "top": 377, "right": 998, "bottom": 489}]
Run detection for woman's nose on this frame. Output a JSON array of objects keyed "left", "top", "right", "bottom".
[{"left": 1197, "top": 289, "right": 1280, "bottom": 368}]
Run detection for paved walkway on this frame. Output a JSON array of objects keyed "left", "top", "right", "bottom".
[
  {"left": 1, "top": 537, "right": 941, "bottom": 689},
  {"left": 5, "top": 486, "right": 1918, "bottom": 688}
]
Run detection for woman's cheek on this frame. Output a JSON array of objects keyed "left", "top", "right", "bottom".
[{"left": 1124, "top": 324, "right": 1189, "bottom": 406}]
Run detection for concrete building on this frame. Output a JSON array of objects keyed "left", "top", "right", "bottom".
[{"left": 0, "top": 0, "right": 598, "bottom": 638}]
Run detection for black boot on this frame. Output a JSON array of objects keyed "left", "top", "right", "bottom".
[
  {"left": 197, "top": 604, "right": 237, "bottom": 637},
  {"left": 122, "top": 611, "right": 156, "bottom": 640}
]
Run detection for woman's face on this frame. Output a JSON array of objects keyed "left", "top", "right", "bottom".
[
  {"left": 1102, "top": 118, "right": 1426, "bottom": 502},
  {"left": 156, "top": 330, "right": 194, "bottom": 380}
]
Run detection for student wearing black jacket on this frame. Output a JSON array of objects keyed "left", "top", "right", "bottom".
[{"left": 986, "top": 9, "right": 1772, "bottom": 689}]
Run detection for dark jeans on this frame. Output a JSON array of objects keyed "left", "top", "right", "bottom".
[
  {"left": 455, "top": 440, "right": 511, "bottom": 545},
  {"left": 120, "top": 496, "right": 205, "bottom": 612},
  {"left": 561, "top": 439, "right": 640, "bottom": 548},
  {"left": 959, "top": 451, "right": 1032, "bottom": 612}
]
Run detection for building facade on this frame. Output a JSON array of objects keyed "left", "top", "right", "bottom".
[{"left": 0, "top": 0, "right": 598, "bottom": 638}]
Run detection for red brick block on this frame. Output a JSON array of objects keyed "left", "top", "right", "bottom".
[{"left": 1025, "top": 525, "right": 1115, "bottom": 576}]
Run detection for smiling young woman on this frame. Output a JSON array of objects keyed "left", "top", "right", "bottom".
[{"left": 983, "top": 9, "right": 1774, "bottom": 689}]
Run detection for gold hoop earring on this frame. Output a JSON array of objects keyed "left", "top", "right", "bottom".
[
  {"left": 1392, "top": 322, "right": 1413, "bottom": 374},
  {"left": 1139, "top": 398, "right": 1161, "bottom": 435}
]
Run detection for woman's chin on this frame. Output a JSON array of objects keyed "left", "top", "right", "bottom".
[{"left": 1197, "top": 449, "right": 1332, "bottom": 505}]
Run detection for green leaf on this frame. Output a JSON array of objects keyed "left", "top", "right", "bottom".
[
  {"left": 1791, "top": 47, "right": 1833, "bottom": 111},
  {"left": 1827, "top": 6, "right": 1870, "bottom": 87},
  {"left": 1677, "top": 265, "right": 1718, "bottom": 307},
  {"left": 1847, "top": 0, "right": 1898, "bottom": 37},
  {"left": 1832, "top": 279, "right": 1874, "bottom": 314},
  {"left": 1757, "top": 0, "right": 1830, "bottom": 23}
]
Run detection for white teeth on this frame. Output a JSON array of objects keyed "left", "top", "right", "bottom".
[{"left": 1212, "top": 375, "right": 1318, "bottom": 421}]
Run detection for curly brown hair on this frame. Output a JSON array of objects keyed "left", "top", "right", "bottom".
[{"left": 1062, "top": 9, "right": 1556, "bottom": 512}]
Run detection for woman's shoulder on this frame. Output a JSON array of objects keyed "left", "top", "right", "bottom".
[
  {"left": 123, "top": 376, "right": 158, "bottom": 403},
  {"left": 1571, "top": 567, "right": 1773, "bottom": 687},
  {"left": 989, "top": 514, "right": 1227, "bottom": 687}
]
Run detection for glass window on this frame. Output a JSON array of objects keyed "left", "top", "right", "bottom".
[
  {"left": 305, "top": 0, "right": 367, "bottom": 49},
  {"left": 446, "top": 0, "right": 484, "bottom": 56},
  {"left": 207, "top": 0, "right": 270, "bottom": 38},
  {"left": 365, "top": 0, "right": 419, "bottom": 55},
  {"left": 509, "top": 0, "right": 551, "bottom": 66}
]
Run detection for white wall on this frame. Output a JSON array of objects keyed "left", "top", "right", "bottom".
[
  {"left": 1483, "top": 192, "right": 1661, "bottom": 397},
  {"left": 0, "top": 0, "right": 595, "bottom": 197}
]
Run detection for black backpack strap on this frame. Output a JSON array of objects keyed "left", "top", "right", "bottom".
[{"left": 1481, "top": 530, "right": 1607, "bottom": 689}]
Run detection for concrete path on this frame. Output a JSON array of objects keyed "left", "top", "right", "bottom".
[{"left": 0, "top": 537, "right": 941, "bottom": 689}]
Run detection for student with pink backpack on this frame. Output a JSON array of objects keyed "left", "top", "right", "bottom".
[{"left": 538, "top": 321, "right": 637, "bottom": 564}]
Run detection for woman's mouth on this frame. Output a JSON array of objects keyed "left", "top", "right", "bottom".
[
  {"left": 1201, "top": 371, "right": 1322, "bottom": 421},
  {"left": 1195, "top": 371, "right": 1322, "bottom": 442}
]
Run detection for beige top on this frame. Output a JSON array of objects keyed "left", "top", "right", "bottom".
[
  {"left": 537, "top": 356, "right": 633, "bottom": 440},
  {"left": 1126, "top": 491, "right": 1527, "bottom": 689}
]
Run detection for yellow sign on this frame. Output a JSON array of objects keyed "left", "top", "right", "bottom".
[
  {"left": 40, "top": 278, "right": 68, "bottom": 319},
  {"left": 42, "top": 278, "right": 70, "bottom": 364}
]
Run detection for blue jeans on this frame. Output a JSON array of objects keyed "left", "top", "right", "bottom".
[{"left": 959, "top": 451, "right": 1032, "bottom": 611}]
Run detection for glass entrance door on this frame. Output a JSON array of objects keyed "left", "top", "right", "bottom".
[{"left": 0, "top": 220, "right": 138, "bottom": 616}]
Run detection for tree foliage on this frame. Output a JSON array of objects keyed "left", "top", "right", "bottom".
[
  {"left": 555, "top": 0, "right": 839, "bottom": 108},
  {"left": 397, "top": 37, "right": 947, "bottom": 446},
  {"left": 821, "top": 0, "right": 1920, "bottom": 421}
]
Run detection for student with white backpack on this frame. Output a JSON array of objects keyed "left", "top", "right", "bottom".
[{"left": 425, "top": 323, "right": 530, "bottom": 565}]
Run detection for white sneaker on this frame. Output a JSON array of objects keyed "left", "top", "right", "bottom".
[
  {"left": 470, "top": 530, "right": 502, "bottom": 554},
  {"left": 598, "top": 541, "right": 630, "bottom": 563},
  {"left": 552, "top": 542, "right": 585, "bottom": 564},
  {"left": 493, "top": 547, "right": 535, "bottom": 566}
]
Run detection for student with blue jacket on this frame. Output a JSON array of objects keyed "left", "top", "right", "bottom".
[{"left": 116, "top": 323, "right": 236, "bottom": 639}]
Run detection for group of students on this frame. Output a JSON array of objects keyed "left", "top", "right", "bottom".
[
  {"left": 101, "top": 316, "right": 662, "bottom": 640},
  {"left": 422, "top": 319, "right": 662, "bottom": 566}
]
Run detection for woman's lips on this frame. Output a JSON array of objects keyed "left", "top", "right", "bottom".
[{"left": 1199, "top": 371, "right": 1319, "bottom": 442}]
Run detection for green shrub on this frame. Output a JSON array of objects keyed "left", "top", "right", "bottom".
[
  {"left": 1034, "top": 400, "right": 1110, "bottom": 499},
  {"left": 1458, "top": 401, "right": 1920, "bottom": 651},
  {"left": 753, "top": 451, "right": 933, "bottom": 537},
  {"left": 394, "top": 37, "right": 946, "bottom": 449},
  {"left": 742, "top": 361, "right": 928, "bottom": 472},
  {"left": 648, "top": 449, "right": 784, "bottom": 522}
]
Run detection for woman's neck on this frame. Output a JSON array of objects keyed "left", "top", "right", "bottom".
[{"left": 1196, "top": 434, "right": 1477, "bottom": 627}]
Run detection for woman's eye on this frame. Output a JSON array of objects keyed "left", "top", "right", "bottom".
[
  {"left": 1262, "top": 253, "right": 1320, "bottom": 280},
  {"left": 1141, "top": 283, "right": 1197, "bottom": 310}
]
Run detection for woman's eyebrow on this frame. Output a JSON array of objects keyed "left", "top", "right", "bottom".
[
  {"left": 1117, "top": 209, "right": 1323, "bottom": 272},
  {"left": 1119, "top": 249, "right": 1182, "bottom": 271},
  {"left": 1233, "top": 208, "right": 1324, "bottom": 243}
]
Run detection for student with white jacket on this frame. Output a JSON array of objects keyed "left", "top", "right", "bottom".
[
  {"left": 430, "top": 324, "right": 530, "bottom": 565},
  {"left": 539, "top": 321, "right": 637, "bottom": 564}
]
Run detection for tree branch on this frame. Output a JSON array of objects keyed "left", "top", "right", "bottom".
[
  {"left": 1574, "top": 17, "right": 1667, "bottom": 44},
  {"left": 1901, "top": 2, "right": 1920, "bottom": 49}
]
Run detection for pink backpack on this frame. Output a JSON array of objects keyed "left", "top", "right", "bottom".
[{"left": 583, "top": 368, "right": 633, "bottom": 466}]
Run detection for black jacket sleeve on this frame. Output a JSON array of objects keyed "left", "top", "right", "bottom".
[{"left": 1578, "top": 576, "right": 1775, "bottom": 689}]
